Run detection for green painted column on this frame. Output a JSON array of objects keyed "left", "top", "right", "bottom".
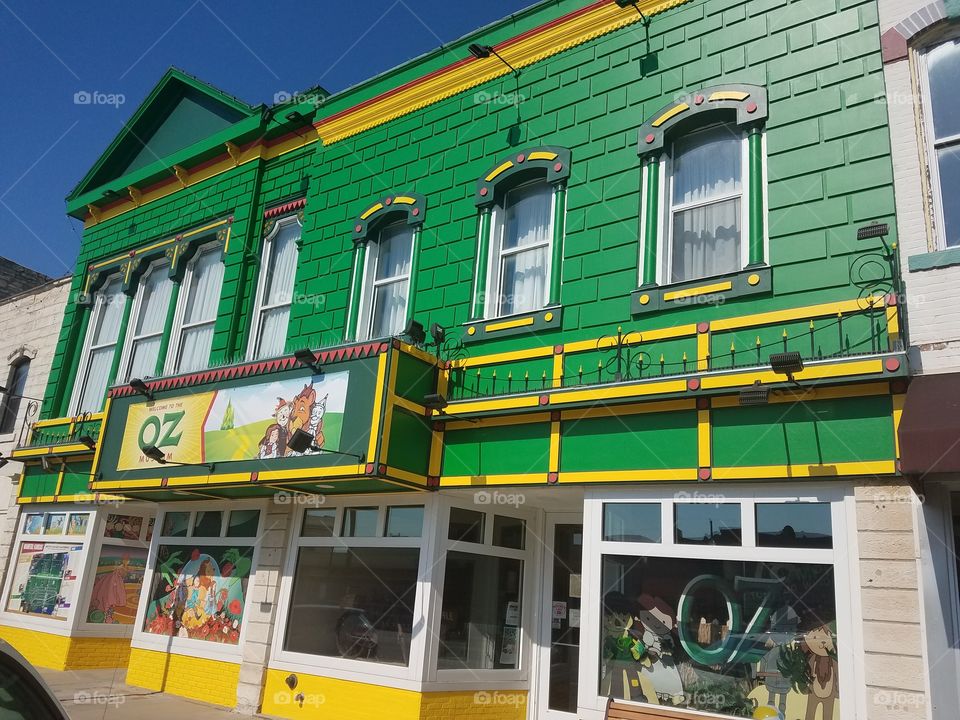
[
  {"left": 472, "top": 208, "right": 492, "bottom": 320},
  {"left": 345, "top": 243, "right": 367, "bottom": 341},
  {"left": 549, "top": 183, "right": 566, "bottom": 306},
  {"left": 154, "top": 281, "right": 182, "bottom": 376},
  {"left": 406, "top": 228, "right": 422, "bottom": 326},
  {"left": 747, "top": 127, "right": 764, "bottom": 267},
  {"left": 105, "top": 294, "right": 135, "bottom": 387},
  {"left": 641, "top": 155, "right": 660, "bottom": 287}
]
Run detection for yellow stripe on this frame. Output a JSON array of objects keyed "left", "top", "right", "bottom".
[
  {"left": 712, "top": 460, "right": 896, "bottom": 480},
  {"left": 549, "top": 419, "right": 561, "bottom": 472},
  {"left": 384, "top": 466, "right": 428, "bottom": 485},
  {"left": 14, "top": 444, "right": 92, "bottom": 458},
  {"left": 485, "top": 161, "right": 515, "bottom": 182},
  {"left": 549, "top": 379, "right": 688, "bottom": 405},
  {"left": 446, "top": 395, "right": 542, "bottom": 414},
  {"left": 17, "top": 495, "right": 58, "bottom": 503},
  {"left": 392, "top": 196, "right": 416, "bottom": 205},
  {"left": 379, "top": 350, "right": 401, "bottom": 462},
  {"left": 397, "top": 341, "right": 437, "bottom": 365},
  {"left": 360, "top": 203, "right": 384, "bottom": 220},
  {"left": 367, "top": 352, "right": 389, "bottom": 461},
  {"left": 552, "top": 352, "right": 564, "bottom": 389},
  {"left": 893, "top": 393, "right": 905, "bottom": 459},
  {"left": 708, "top": 90, "right": 750, "bottom": 102},
  {"left": 391, "top": 394, "right": 426, "bottom": 416},
  {"left": 710, "top": 297, "right": 883, "bottom": 332},
  {"left": 445, "top": 412, "right": 551, "bottom": 431},
  {"left": 700, "top": 359, "right": 884, "bottom": 391},
  {"left": 255, "top": 464, "right": 364, "bottom": 481},
  {"left": 559, "top": 468, "right": 698, "bottom": 483},
  {"left": 451, "top": 345, "right": 553, "bottom": 369},
  {"left": 710, "top": 382, "right": 891, "bottom": 408},
  {"left": 697, "top": 408, "right": 711, "bottom": 468},
  {"left": 697, "top": 332, "right": 710, "bottom": 371},
  {"left": 651, "top": 103, "right": 690, "bottom": 127},
  {"left": 428, "top": 426, "right": 444, "bottom": 477},
  {"left": 90, "top": 397, "right": 111, "bottom": 477},
  {"left": 485, "top": 316, "right": 535, "bottom": 333},
  {"left": 886, "top": 305, "right": 900, "bottom": 339},
  {"left": 439, "top": 473, "right": 546, "bottom": 487},
  {"left": 164, "top": 473, "right": 249, "bottom": 487},
  {"left": 560, "top": 398, "right": 694, "bottom": 420},
  {"left": 90, "top": 478, "right": 168, "bottom": 490},
  {"left": 663, "top": 281, "right": 732, "bottom": 302},
  {"left": 527, "top": 151, "right": 558, "bottom": 161},
  {"left": 563, "top": 325, "right": 696, "bottom": 354}
]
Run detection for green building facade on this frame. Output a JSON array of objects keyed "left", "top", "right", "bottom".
[{"left": 2, "top": 1, "right": 928, "bottom": 719}]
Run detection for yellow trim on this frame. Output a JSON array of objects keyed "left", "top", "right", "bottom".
[
  {"left": 710, "top": 297, "right": 883, "bottom": 332},
  {"left": 429, "top": 426, "right": 444, "bottom": 477},
  {"left": 893, "top": 392, "right": 905, "bottom": 459},
  {"left": 552, "top": 352, "right": 564, "bottom": 389},
  {"left": 392, "top": 394, "right": 427, "bottom": 416},
  {"left": 485, "top": 160, "right": 515, "bottom": 182},
  {"left": 560, "top": 398, "right": 694, "bottom": 420},
  {"left": 712, "top": 460, "right": 896, "bottom": 480},
  {"left": 164, "top": 472, "right": 249, "bottom": 487},
  {"left": 549, "top": 418, "right": 561, "bottom": 472},
  {"left": 89, "top": 478, "right": 168, "bottom": 490},
  {"left": 559, "top": 468, "right": 699, "bottom": 483},
  {"left": 697, "top": 408, "right": 711, "bottom": 468},
  {"left": 663, "top": 281, "right": 732, "bottom": 302},
  {"left": 563, "top": 324, "right": 696, "bottom": 354},
  {"left": 549, "top": 379, "right": 689, "bottom": 405},
  {"left": 14, "top": 444, "right": 92, "bottom": 458},
  {"left": 445, "top": 412, "right": 551, "bottom": 431},
  {"left": 53, "top": 465, "right": 65, "bottom": 496},
  {"left": 397, "top": 340, "right": 438, "bottom": 365},
  {"left": 651, "top": 103, "right": 690, "bottom": 127},
  {"left": 697, "top": 332, "right": 710, "bottom": 371},
  {"left": 485, "top": 316, "right": 535, "bottom": 333},
  {"left": 90, "top": 396, "right": 111, "bottom": 477},
  {"left": 17, "top": 495, "right": 57, "bottom": 503},
  {"left": 360, "top": 202, "right": 384, "bottom": 220},
  {"left": 127, "top": 648, "right": 239, "bottom": 708},
  {"left": 393, "top": 196, "right": 417, "bottom": 205},
  {"left": 700, "top": 359, "right": 884, "bottom": 391},
  {"left": 527, "top": 151, "right": 559, "bottom": 161},
  {"left": 256, "top": 464, "right": 364, "bottom": 481},
  {"left": 445, "top": 395, "right": 542, "bottom": 414},
  {"left": 886, "top": 304, "right": 900, "bottom": 340},
  {"left": 379, "top": 350, "right": 402, "bottom": 462},
  {"left": 440, "top": 473, "right": 546, "bottom": 487},
  {"left": 368, "top": 352, "right": 389, "bottom": 461},
  {"left": 451, "top": 345, "right": 553, "bottom": 369},
  {"left": 314, "top": 0, "right": 690, "bottom": 145},
  {"left": 33, "top": 413, "right": 103, "bottom": 429},
  {"left": 710, "top": 382, "right": 891, "bottom": 408},
  {"left": 709, "top": 90, "right": 750, "bottom": 102},
  {"left": 384, "top": 466, "right": 429, "bottom": 485}
]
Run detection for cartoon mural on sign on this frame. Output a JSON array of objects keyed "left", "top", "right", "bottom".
[
  {"left": 142, "top": 544, "right": 253, "bottom": 644},
  {"left": 600, "top": 557, "right": 840, "bottom": 719},
  {"left": 86, "top": 545, "right": 147, "bottom": 624},
  {"left": 116, "top": 371, "right": 348, "bottom": 470}
]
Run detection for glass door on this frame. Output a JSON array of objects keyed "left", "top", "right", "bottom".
[{"left": 537, "top": 514, "right": 583, "bottom": 720}]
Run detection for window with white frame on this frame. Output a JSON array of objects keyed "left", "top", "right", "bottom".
[
  {"left": 358, "top": 222, "right": 415, "bottom": 340},
  {"left": 280, "top": 502, "right": 424, "bottom": 666},
  {"left": 489, "top": 181, "right": 554, "bottom": 317},
  {"left": 140, "top": 507, "right": 261, "bottom": 646},
  {"left": 72, "top": 275, "right": 125, "bottom": 414},
  {"left": 119, "top": 260, "right": 174, "bottom": 382},
  {"left": 250, "top": 216, "right": 300, "bottom": 359},
  {"left": 921, "top": 36, "right": 960, "bottom": 249},
  {"left": 592, "top": 495, "right": 842, "bottom": 718},
  {"left": 167, "top": 242, "right": 224, "bottom": 374},
  {"left": 0, "top": 358, "right": 29, "bottom": 435},
  {"left": 665, "top": 124, "right": 747, "bottom": 283},
  {"left": 81, "top": 511, "right": 153, "bottom": 626},
  {"left": 436, "top": 504, "right": 529, "bottom": 672}
]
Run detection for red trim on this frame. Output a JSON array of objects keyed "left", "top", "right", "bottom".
[{"left": 264, "top": 197, "right": 306, "bottom": 219}]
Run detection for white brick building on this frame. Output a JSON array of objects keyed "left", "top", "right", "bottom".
[{"left": 0, "top": 272, "right": 71, "bottom": 586}]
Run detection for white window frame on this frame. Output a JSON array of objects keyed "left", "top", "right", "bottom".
[
  {"left": 165, "top": 241, "right": 224, "bottom": 375},
  {"left": 270, "top": 495, "right": 434, "bottom": 688},
  {"left": 131, "top": 502, "right": 265, "bottom": 663},
  {"left": 116, "top": 259, "right": 172, "bottom": 383},
  {"left": 0, "top": 357, "right": 30, "bottom": 438},
  {"left": 69, "top": 275, "right": 124, "bottom": 415},
  {"left": 660, "top": 123, "right": 750, "bottom": 286},
  {"left": 426, "top": 496, "right": 535, "bottom": 686},
  {"left": 486, "top": 179, "right": 556, "bottom": 319},
  {"left": 577, "top": 484, "right": 859, "bottom": 720},
  {"left": 247, "top": 215, "right": 301, "bottom": 360},
  {"left": 918, "top": 31, "right": 960, "bottom": 252},
  {"left": 356, "top": 221, "right": 416, "bottom": 341}
]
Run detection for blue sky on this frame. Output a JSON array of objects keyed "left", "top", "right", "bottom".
[{"left": 0, "top": 0, "right": 538, "bottom": 278}]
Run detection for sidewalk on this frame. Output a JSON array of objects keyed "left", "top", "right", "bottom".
[{"left": 38, "top": 667, "right": 262, "bottom": 720}]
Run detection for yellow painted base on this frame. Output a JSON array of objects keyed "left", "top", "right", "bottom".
[
  {"left": 126, "top": 647, "right": 240, "bottom": 708},
  {"left": 0, "top": 625, "right": 131, "bottom": 670},
  {"left": 262, "top": 669, "right": 527, "bottom": 720}
]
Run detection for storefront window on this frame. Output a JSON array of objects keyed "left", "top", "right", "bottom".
[
  {"left": 603, "top": 503, "right": 660, "bottom": 542},
  {"left": 141, "top": 507, "right": 260, "bottom": 645},
  {"left": 281, "top": 502, "right": 424, "bottom": 667},
  {"left": 674, "top": 502, "right": 741, "bottom": 545},
  {"left": 756, "top": 503, "right": 832, "bottom": 549},
  {"left": 85, "top": 544, "right": 148, "bottom": 625}
]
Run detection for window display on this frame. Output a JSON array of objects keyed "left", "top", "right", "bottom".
[
  {"left": 85, "top": 545, "right": 148, "bottom": 624},
  {"left": 6, "top": 542, "right": 83, "bottom": 619}
]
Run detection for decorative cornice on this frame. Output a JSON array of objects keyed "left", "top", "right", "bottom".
[
  {"left": 264, "top": 197, "right": 306, "bottom": 219},
  {"left": 313, "top": 0, "right": 692, "bottom": 145},
  {"left": 352, "top": 192, "right": 427, "bottom": 243}
]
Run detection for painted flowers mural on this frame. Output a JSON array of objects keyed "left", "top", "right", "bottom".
[{"left": 142, "top": 544, "right": 253, "bottom": 644}]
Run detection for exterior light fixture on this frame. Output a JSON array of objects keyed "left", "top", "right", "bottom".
[
  {"left": 769, "top": 351, "right": 804, "bottom": 383},
  {"left": 423, "top": 393, "right": 449, "bottom": 410},
  {"left": 293, "top": 349, "right": 322, "bottom": 374},
  {"left": 430, "top": 323, "right": 446, "bottom": 346},
  {"left": 739, "top": 381, "right": 769, "bottom": 406},
  {"left": 857, "top": 222, "right": 890, "bottom": 241},
  {"left": 141, "top": 444, "right": 214, "bottom": 471},
  {"left": 403, "top": 320, "right": 427, "bottom": 346},
  {"left": 129, "top": 378, "right": 153, "bottom": 400},
  {"left": 468, "top": 43, "right": 519, "bottom": 75},
  {"left": 286, "top": 428, "right": 365, "bottom": 462},
  {"left": 78, "top": 435, "right": 97, "bottom": 450},
  {"left": 615, "top": 0, "right": 651, "bottom": 25},
  {"left": 285, "top": 110, "right": 305, "bottom": 122}
]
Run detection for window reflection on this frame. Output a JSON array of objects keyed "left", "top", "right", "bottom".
[
  {"left": 674, "top": 503, "right": 741, "bottom": 545},
  {"left": 756, "top": 503, "right": 832, "bottom": 549}
]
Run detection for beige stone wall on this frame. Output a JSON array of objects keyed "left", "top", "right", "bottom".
[
  {"left": 856, "top": 479, "right": 930, "bottom": 719},
  {"left": 0, "top": 277, "right": 70, "bottom": 587}
]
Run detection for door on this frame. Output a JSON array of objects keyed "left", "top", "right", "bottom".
[{"left": 537, "top": 513, "right": 583, "bottom": 720}]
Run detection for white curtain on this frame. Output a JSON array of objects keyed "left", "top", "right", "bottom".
[
  {"left": 77, "top": 278, "right": 125, "bottom": 413},
  {"left": 78, "top": 348, "right": 115, "bottom": 413},
  {"left": 372, "top": 281, "right": 408, "bottom": 338},
  {"left": 255, "top": 222, "right": 299, "bottom": 357},
  {"left": 126, "top": 266, "right": 172, "bottom": 380},
  {"left": 670, "top": 125, "right": 743, "bottom": 283},
  {"left": 257, "top": 307, "right": 290, "bottom": 358},
  {"left": 177, "top": 249, "right": 224, "bottom": 372},
  {"left": 369, "top": 224, "right": 413, "bottom": 337},
  {"left": 500, "top": 182, "right": 551, "bottom": 314}
]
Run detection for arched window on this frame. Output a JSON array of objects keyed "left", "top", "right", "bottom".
[
  {"left": 634, "top": 85, "right": 768, "bottom": 314},
  {"left": 471, "top": 147, "right": 570, "bottom": 323},
  {"left": 346, "top": 194, "right": 426, "bottom": 341},
  {"left": 0, "top": 358, "right": 30, "bottom": 435}
]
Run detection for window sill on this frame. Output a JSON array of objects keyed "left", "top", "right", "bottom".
[
  {"left": 907, "top": 246, "right": 960, "bottom": 272},
  {"left": 630, "top": 266, "right": 771, "bottom": 315},
  {"left": 462, "top": 306, "right": 562, "bottom": 343}
]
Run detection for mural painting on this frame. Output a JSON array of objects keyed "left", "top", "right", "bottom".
[{"left": 85, "top": 545, "right": 148, "bottom": 624}]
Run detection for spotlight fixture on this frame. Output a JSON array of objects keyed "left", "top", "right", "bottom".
[
  {"left": 293, "top": 348, "right": 323, "bottom": 374},
  {"left": 615, "top": 0, "right": 651, "bottom": 24},
  {"left": 129, "top": 378, "right": 153, "bottom": 400},
  {"left": 285, "top": 110, "right": 305, "bottom": 122},
  {"left": 769, "top": 351, "right": 804, "bottom": 382},
  {"left": 739, "top": 381, "right": 769, "bottom": 406},
  {"left": 403, "top": 319, "right": 427, "bottom": 346},
  {"left": 423, "top": 393, "right": 449, "bottom": 411},
  {"left": 857, "top": 222, "right": 890, "bottom": 241},
  {"left": 78, "top": 435, "right": 97, "bottom": 450},
  {"left": 286, "top": 428, "right": 365, "bottom": 462},
  {"left": 467, "top": 43, "right": 519, "bottom": 74},
  {"left": 429, "top": 323, "right": 446, "bottom": 347},
  {"left": 141, "top": 444, "right": 214, "bottom": 471}
]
